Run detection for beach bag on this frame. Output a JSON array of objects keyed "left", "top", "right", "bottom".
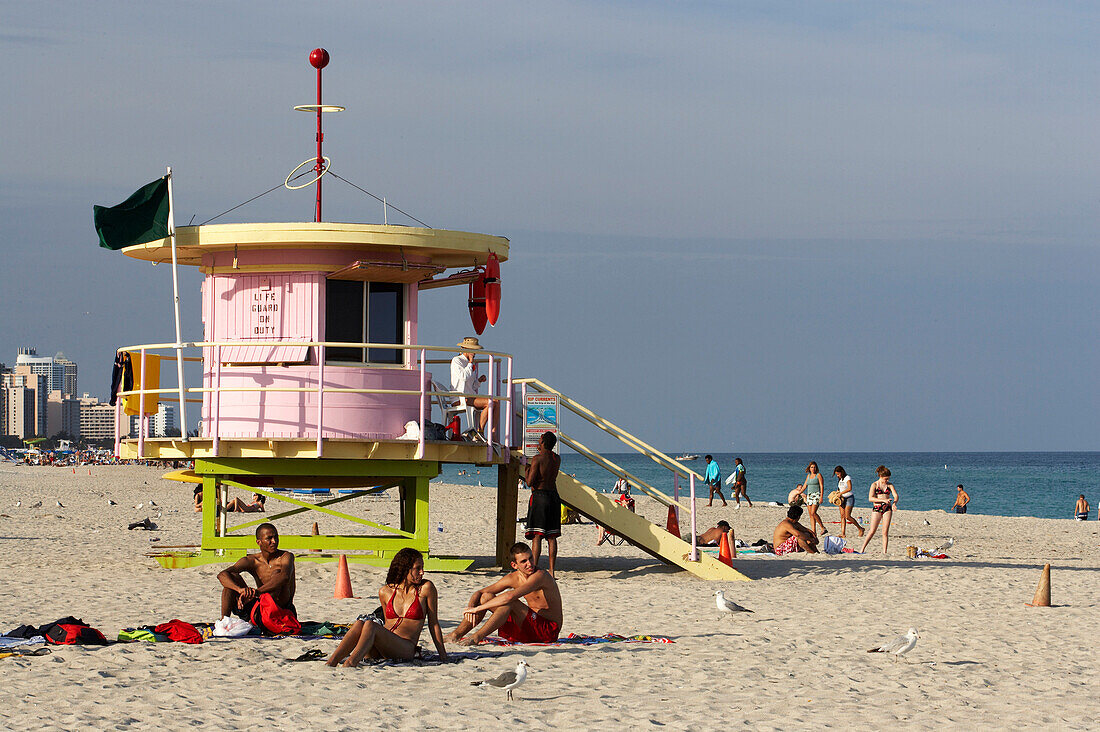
[
  {"left": 154, "top": 619, "right": 204, "bottom": 644},
  {"left": 249, "top": 594, "right": 301, "bottom": 636},
  {"left": 560, "top": 504, "right": 580, "bottom": 524},
  {"left": 213, "top": 615, "right": 254, "bottom": 638},
  {"left": 41, "top": 618, "right": 108, "bottom": 646},
  {"left": 828, "top": 490, "right": 843, "bottom": 507}
]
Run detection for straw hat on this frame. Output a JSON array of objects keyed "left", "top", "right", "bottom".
[{"left": 457, "top": 336, "right": 483, "bottom": 351}]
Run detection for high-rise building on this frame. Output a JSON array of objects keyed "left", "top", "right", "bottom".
[
  {"left": 47, "top": 390, "right": 82, "bottom": 437},
  {"left": 3, "top": 371, "right": 47, "bottom": 437},
  {"left": 128, "top": 402, "right": 178, "bottom": 438},
  {"left": 78, "top": 395, "right": 117, "bottom": 441},
  {"left": 14, "top": 348, "right": 77, "bottom": 397}
]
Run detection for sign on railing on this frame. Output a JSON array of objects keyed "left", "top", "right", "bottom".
[{"left": 523, "top": 393, "right": 559, "bottom": 457}]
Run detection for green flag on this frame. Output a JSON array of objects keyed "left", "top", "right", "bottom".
[{"left": 93, "top": 176, "right": 170, "bottom": 250}]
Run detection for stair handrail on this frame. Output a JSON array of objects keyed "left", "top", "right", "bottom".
[
  {"left": 552, "top": 430, "right": 690, "bottom": 514},
  {"left": 514, "top": 378, "right": 705, "bottom": 482}
]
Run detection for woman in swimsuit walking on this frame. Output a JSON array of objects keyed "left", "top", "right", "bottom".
[
  {"left": 326, "top": 547, "right": 448, "bottom": 667},
  {"left": 858, "top": 465, "right": 899, "bottom": 554},
  {"left": 833, "top": 466, "right": 864, "bottom": 539},
  {"left": 798, "top": 462, "right": 827, "bottom": 536}
]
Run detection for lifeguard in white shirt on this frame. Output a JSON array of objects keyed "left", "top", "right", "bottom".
[{"left": 450, "top": 336, "right": 491, "bottom": 437}]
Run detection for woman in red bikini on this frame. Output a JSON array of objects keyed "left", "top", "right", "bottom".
[
  {"left": 858, "top": 466, "right": 899, "bottom": 554},
  {"left": 326, "top": 548, "right": 448, "bottom": 667}
]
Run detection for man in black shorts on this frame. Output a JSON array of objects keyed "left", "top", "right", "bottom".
[
  {"left": 217, "top": 523, "right": 297, "bottom": 621},
  {"left": 525, "top": 432, "right": 562, "bottom": 576}
]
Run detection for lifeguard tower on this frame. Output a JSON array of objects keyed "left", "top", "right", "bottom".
[{"left": 107, "top": 50, "right": 747, "bottom": 581}]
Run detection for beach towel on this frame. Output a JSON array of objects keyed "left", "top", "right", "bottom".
[
  {"left": 0, "top": 635, "right": 47, "bottom": 648},
  {"left": 117, "top": 628, "right": 161, "bottom": 643},
  {"left": 197, "top": 621, "right": 351, "bottom": 641},
  {"left": 154, "top": 619, "right": 203, "bottom": 644},
  {"left": 479, "top": 632, "right": 674, "bottom": 648}
]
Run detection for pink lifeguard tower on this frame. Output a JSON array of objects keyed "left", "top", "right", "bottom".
[{"left": 109, "top": 50, "right": 747, "bottom": 581}]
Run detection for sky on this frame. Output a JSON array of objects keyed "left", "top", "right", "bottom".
[{"left": 1, "top": 2, "right": 1097, "bottom": 451}]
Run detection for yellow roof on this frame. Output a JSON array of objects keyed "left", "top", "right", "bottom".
[{"left": 121, "top": 221, "right": 509, "bottom": 269}]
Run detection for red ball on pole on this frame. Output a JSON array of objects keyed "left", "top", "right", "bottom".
[{"left": 309, "top": 48, "right": 330, "bottom": 69}]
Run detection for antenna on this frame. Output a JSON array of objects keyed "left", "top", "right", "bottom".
[{"left": 289, "top": 48, "right": 345, "bottom": 222}]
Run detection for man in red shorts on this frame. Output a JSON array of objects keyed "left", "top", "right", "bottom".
[{"left": 445, "top": 542, "right": 563, "bottom": 646}]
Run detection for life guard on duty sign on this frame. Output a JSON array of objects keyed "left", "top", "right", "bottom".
[{"left": 523, "top": 394, "right": 559, "bottom": 456}]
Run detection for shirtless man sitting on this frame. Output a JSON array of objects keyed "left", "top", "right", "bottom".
[
  {"left": 217, "top": 523, "right": 296, "bottom": 620},
  {"left": 772, "top": 506, "right": 819, "bottom": 556},
  {"left": 696, "top": 520, "right": 733, "bottom": 546},
  {"left": 444, "top": 542, "right": 563, "bottom": 646}
]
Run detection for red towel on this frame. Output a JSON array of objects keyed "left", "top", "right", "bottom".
[{"left": 154, "top": 619, "right": 204, "bottom": 644}]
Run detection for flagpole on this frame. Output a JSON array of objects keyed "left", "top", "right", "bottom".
[{"left": 166, "top": 166, "right": 188, "bottom": 440}]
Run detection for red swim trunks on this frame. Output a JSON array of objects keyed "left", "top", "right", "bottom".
[
  {"left": 774, "top": 535, "right": 801, "bottom": 556},
  {"left": 497, "top": 607, "right": 561, "bottom": 644}
]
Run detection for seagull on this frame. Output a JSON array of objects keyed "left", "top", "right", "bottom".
[
  {"left": 148, "top": 500, "right": 157, "bottom": 507},
  {"left": 933, "top": 538, "right": 954, "bottom": 554},
  {"left": 922, "top": 519, "right": 931, "bottom": 526},
  {"left": 108, "top": 499, "right": 117, "bottom": 506},
  {"left": 15, "top": 501, "right": 21, "bottom": 507},
  {"left": 868, "top": 628, "right": 919, "bottom": 662},
  {"left": 714, "top": 590, "right": 753, "bottom": 616},
  {"left": 135, "top": 503, "right": 143, "bottom": 509},
  {"left": 29, "top": 501, "right": 42, "bottom": 508},
  {"left": 55, "top": 500, "right": 64, "bottom": 508},
  {"left": 472, "top": 659, "right": 530, "bottom": 701}
]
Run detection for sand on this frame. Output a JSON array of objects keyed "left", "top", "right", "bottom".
[{"left": 0, "top": 464, "right": 1097, "bottom": 730}]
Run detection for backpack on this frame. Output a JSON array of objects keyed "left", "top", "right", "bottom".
[
  {"left": 41, "top": 617, "right": 108, "bottom": 645},
  {"left": 249, "top": 594, "right": 301, "bottom": 636}
]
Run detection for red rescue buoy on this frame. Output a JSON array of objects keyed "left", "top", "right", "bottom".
[
  {"left": 484, "top": 253, "right": 501, "bottom": 326},
  {"left": 468, "top": 271, "right": 487, "bottom": 335}
]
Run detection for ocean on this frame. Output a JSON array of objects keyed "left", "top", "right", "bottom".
[{"left": 437, "top": 452, "right": 1100, "bottom": 520}]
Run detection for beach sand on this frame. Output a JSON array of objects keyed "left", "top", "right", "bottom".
[{"left": 0, "top": 464, "right": 1097, "bottom": 730}]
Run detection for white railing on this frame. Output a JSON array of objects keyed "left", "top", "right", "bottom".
[{"left": 113, "top": 341, "right": 513, "bottom": 463}]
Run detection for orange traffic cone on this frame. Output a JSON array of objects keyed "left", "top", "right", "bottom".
[
  {"left": 310, "top": 522, "right": 320, "bottom": 552},
  {"left": 718, "top": 531, "right": 734, "bottom": 567},
  {"left": 334, "top": 554, "right": 354, "bottom": 599},
  {"left": 1026, "top": 563, "right": 1051, "bottom": 607},
  {"left": 666, "top": 504, "right": 680, "bottom": 536}
]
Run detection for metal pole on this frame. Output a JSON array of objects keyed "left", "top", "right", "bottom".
[
  {"left": 486, "top": 354, "right": 495, "bottom": 462},
  {"left": 137, "top": 348, "right": 146, "bottom": 459},
  {"left": 689, "top": 474, "right": 698, "bottom": 561},
  {"left": 315, "top": 64, "right": 323, "bottom": 222},
  {"left": 165, "top": 168, "right": 188, "bottom": 441},
  {"left": 212, "top": 345, "right": 221, "bottom": 458},
  {"left": 504, "top": 356, "right": 513, "bottom": 449},
  {"left": 316, "top": 344, "right": 325, "bottom": 458},
  {"left": 416, "top": 348, "right": 426, "bottom": 460}
]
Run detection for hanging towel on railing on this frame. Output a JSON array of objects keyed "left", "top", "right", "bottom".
[
  {"left": 123, "top": 351, "right": 162, "bottom": 417},
  {"left": 109, "top": 351, "right": 133, "bottom": 406}
]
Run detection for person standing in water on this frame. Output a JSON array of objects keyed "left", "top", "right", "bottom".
[{"left": 952, "top": 485, "right": 971, "bottom": 514}]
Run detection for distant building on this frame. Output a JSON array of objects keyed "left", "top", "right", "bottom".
[
  {"left": 3, "top": 386, "right": 36, "bottom": 439},
  {"left": 78, "top": 395, "right": 117, "bottom": 441},
  {"left": 47, "top": 390, "right": 82, "bottom": 438},
  {"left": 3, "top": 371, "right": 47, "bottom": 437},
  {"left": 128, "top": 402, "right": 178, "bottom": 438},
  {"left": 14, "top": 348, "right": 78, "bottom": 397}
]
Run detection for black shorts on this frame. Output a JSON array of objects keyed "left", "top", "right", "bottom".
[
  {"left": 955, "top": 505, "right": 967, "bottom": 514},
  {"left": 525, "top": 490, "right": 562, "bottom": 539}
]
